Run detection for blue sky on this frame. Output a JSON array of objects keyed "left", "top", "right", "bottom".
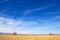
[{"left": 0, "top": 0, "right": 60, "bottom": 34}]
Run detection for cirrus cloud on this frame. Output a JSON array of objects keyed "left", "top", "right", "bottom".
[
  {"left": 0, "top": 16, "right": 38, "bottom": 33},
  {"left": 0, "top": 0, "right": 8, "bottom": 3}
]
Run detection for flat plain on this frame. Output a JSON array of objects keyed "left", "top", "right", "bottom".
[{"left": 0, "top": 34, "right": 60, "bottom": 40}]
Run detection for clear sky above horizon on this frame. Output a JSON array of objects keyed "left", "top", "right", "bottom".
[{"left": 0, "top": 0, "right": 60, "bottom": 34}]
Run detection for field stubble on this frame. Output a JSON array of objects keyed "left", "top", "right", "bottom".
[{"left": 0, "top": 34, "right": 60, "bottom": 40}]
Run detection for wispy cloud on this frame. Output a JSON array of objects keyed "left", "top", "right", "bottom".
[
  {"left": 0, "top": 16, "right": 38, "bottom": 33},
  {"left": 22, "top": 10, "right": 33, "bottom": 14},
  {"left": 0, "top": 16, "right": 60, "bottom": 34},
  {"left": 22, "top": 7, "right": 46, "bottom": 14},
  {"left": 44, "top": 11, "right": 60, "bottom": 14},
  {"left": 53, "top": 16, "right": 60, "bottom": 20},
  {"left": 23, "top": 2, "right": 57, "bottom": 14},
  {"left": 0, "top": 0, "right": 8, "bottom": 3}
]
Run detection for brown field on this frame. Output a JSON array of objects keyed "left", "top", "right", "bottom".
[{"left": 0, "top": 34, "right": 60, "bottom": 40}]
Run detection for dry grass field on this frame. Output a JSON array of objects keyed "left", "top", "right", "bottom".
[{"left": 0, "top": 34, "right": 60, "bottom": 40}]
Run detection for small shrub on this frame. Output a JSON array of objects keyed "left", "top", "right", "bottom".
[
  {"left": 13, "top": 32, "right": 17, "bottom": 35},
  {"left": 49, "top": 33, "right": 52, "bottom": 35}
]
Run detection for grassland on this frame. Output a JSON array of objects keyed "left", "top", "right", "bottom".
[{"left": 0, "top": 34, "right": 60, "bottom": 40}]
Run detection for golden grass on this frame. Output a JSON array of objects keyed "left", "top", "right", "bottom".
[{"left": 0, "top": 34, "right": 60, "bottom": 40}]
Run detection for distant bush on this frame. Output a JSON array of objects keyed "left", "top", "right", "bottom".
[
  {"left": 13, "top": 32, "right": 17, "bottom": 35},
  {"left": 49, "top": 33, "right": 54, "bottom": 35},
  {"left": 49, "top": 33, "right": 52, "bottom": 35}
]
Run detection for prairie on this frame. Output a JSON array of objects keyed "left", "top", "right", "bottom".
[{"left": 0, "top": 34, "right": 60, "bottom": 40}]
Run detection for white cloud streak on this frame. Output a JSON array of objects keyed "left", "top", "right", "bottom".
[
  {"left": 0, "top": 15, "right": 60, "bottom": 34},
  {"left": 44, "top": 11, "right": 60, "bottom": 14},
  {"left": 0, "top": 16, "right": 38, "bottom": 33},
  {"left": 0, "top": 0, "right": 8, "bottom": 3},
  {"left": 23, "top": 2, "right": 57, "bottom": 14}
]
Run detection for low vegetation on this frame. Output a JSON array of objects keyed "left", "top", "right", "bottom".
[{"left": 0, "top": 34, "right": 60, "bottom": 40}]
